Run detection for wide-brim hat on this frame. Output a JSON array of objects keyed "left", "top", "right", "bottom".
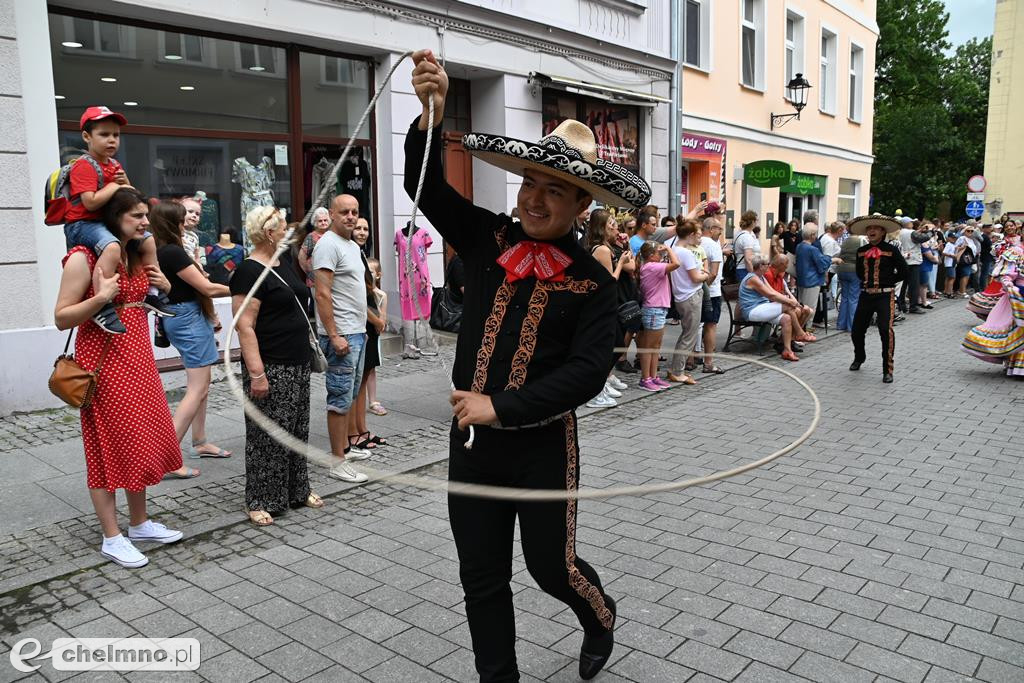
[
  {"left": 462, "top": 120, "right": 652, "bottom": 208},
  {"left": 846, "top": 214, "right": 902, "bottom": 236}
]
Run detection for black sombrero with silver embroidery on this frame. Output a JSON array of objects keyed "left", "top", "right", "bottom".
[{"left": 462, "top": 119, "right": 652, "bottom": 208}]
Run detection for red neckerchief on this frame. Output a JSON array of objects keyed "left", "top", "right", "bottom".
[
  {"left": 864, "top": 246, "right": 883, "bottom": 259},
  {"left": 497, "top": 241, "right": 573, "bottom": 282}
]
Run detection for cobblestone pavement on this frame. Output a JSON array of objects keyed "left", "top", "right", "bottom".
[{"left": 2, "top": 298, "right": 1023, "bottom": 682}]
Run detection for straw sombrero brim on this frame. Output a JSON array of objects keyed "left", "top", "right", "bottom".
[
  {"left": 463, "top": 133, "right": 651, "bottom": 209},
  {"left": 846, "top": 215, "right": 902, "bottom": 236}
]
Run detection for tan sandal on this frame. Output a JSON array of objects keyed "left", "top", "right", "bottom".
[
  {"left": 248, "top": 510, "right": 273, "bottom": 526},
  {"left": 666, "top": 373, "right": 697, "bottom": 385},
  {"left": 305, "top": 493, "right": 324, "bottom": 509}
]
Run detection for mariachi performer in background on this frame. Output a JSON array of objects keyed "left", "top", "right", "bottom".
[
  {"left": 847, "top": 215, "right": 907, "bottom": 383},
  {"left": 406, "top": 50, "right": 651, "bottom": 682},
  {"left": 962, "top": 228, "right": 1024, "bottom": 376}
]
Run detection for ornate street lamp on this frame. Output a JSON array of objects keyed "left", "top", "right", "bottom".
[{"left": 771, "top": 73, "right": 812, "bottom": 130}]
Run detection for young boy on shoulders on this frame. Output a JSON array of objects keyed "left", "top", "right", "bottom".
[{"left": 65, "top": 106, "right": 174, "bottom": 333}]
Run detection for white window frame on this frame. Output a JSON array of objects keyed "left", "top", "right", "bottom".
[
  {"left": 784, "top": 7, "right": 805, "bottom": 100},
  {"left": 739, "top": 0, "right": 765, "bottom": 91},
  {"left": 848, "top": 40, "right": 864, "bottom": 123},
  {"left": 232, "top": 43, "right": 285, "bottom": 79},
  {"left": 837, "top": 178, "right": 859, "bottom": 221},
  {"left": 319, "top": 56, "right": 360, "bottom": 87},
  {"left": 157, "top": 31, "right": 217, "bottom": 68},
  {"left": 819, "top": 25, "right": 838, "bottom": 115},
  {"left": 60, "top": 17, "right": 137, "bottom": 59},
  {"left": 682, "top": 0, "right": 713, "bottom": 72}
]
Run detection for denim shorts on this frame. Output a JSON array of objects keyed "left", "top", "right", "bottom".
[
  {"left": 641, "top": 306, "right": 668, "bottom": 331},
  {"left": 65, "top": 219, "right": 119, "bottom": 256},
  {"left": 956, "top": 263, "right": 973, "bottom": 278},
  {"left": 320, "top": 333, "right": 366, "bottom": 414},
  {"left": 163, "top": 301, "right": 219, "bottom": 368},
  {"left": 701, "top": 295, "right": 723, "bottom": 324},
  {"left": 945, "top": 265, "right": 956, "bottom": 279}
]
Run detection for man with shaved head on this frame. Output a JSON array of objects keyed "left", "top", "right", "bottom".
[{"left": 314, "top": 193, "right": 371, "bottom": 483}]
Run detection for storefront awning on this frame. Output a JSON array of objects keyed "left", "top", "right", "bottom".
[
  {"left": 780, "top": 172, "right": 827, "bottom": 196},
  {"left": 528, "top": 72, "right": 670, "bottom": 107}
]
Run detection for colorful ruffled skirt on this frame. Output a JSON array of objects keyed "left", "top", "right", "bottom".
[
  {"left": 962, "top": 284, "right": 1024, "bottom": 376},
  {"left": 966, "top": 281, "right": 1005, "bottom": 320}
]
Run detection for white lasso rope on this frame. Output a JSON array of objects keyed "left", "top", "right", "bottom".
[{"left": 222, "top": 51, "right": 820, "bottom": 502}]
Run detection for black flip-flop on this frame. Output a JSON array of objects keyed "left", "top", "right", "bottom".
[{"left": 701, "top": 366, "right": 726, "bottom": 374}]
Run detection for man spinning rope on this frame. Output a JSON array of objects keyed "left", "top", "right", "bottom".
[{"left": 407, "top": 50, "right": 651, "bottom": 681}]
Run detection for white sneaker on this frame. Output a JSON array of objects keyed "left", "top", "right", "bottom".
[
  {"left": 101, "top": 535, "right": 148, "bottom": 568},
  {"left": 128, "top": 520, "right": 183, "bottom": 544},
  {"left": 607, "top": 374, "right": 627, "bottom": 391},
  {"left": 330, "top": 461, "right": 368, "bottom": 483},
  {"left": 346, "top": 446, "right": 372, "bottom": 462},
  {"left": 604, "top": 382, "right": 622, "bottom": 399},
  {"left": 586, "top": 388, "right": 617, "bottom": 409}
]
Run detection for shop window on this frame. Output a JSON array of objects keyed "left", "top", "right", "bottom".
[
  {"left": 542, "top": 90, "right": 642, "bottom": 173},
  {"left": 785, "top": 9, "right": 805, "bottom": 96},
  {"left": 837, "top": 179, "right": 859, "bottom": 221},
  {"left": 443, "top": 78, "right": 472, "bottom": 133},
  {"left": 60, "top": 131, "right": 292, "bottom": 250},
  {"left": 299, "top": 51, "right": 370, "bottom": 138},
  {"left": 683, "top": 0, "right": 710, "bottom": 70},
  {"left": 849, "top": 43, "right": 864, "bottom": 122},
  {"left": 740, "top": 0, "right": 764, "bottom": 89},
  {"left": 50, "top": 15, "right": 288, "bottom": 133},
  {"left": 158, "top": 31, "right": 214, "bottom": 67},
  {"left": 819, "top": 27, "right": 838, "bottom": 115},
  {"left": 60, "top": 16, "right": 136, "bottom": 58},
  {"left": 235, "top": 43, "right": 283, "bottom": 77}
]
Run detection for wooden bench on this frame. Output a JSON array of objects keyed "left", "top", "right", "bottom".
[{"left": 722, "top": 283, "right": 773, "bottom": 355}]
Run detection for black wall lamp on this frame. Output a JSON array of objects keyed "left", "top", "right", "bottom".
[{"left": 771, "top": 73, "right": 812, "bottom": 130}]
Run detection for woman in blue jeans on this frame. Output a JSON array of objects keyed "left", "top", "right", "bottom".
[
  {"left": 150, "top": 201, "right": 232, "bottom": 477},
  {"left": 836, "top": 234, "right": 866, "bottom": 331}
]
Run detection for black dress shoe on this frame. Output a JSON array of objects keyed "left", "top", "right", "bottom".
[
  {"left": 883, "top": 374, "right": 894, "bottom": 383},
  {"left": 615, "top": 360, "right": 638, "bottom": 374},
  {"left": 908, "top": 308, "right": 925, "bottom": 314},
  {"left": 580, "top": 596, "right": 616, "bottom": 680},
  {"left": 849, "top": 361, "right": 862, "bottom": 371}
]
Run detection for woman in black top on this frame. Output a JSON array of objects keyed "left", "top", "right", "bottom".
[
  {"left": 230, "top": 206, "right": 321, "bottom": 526},
  {"left": 347, "top": 217, "right": 389, "bottom": 451},
  {"left": 151, "top": 201, "right": 232, "bottom": 478}
]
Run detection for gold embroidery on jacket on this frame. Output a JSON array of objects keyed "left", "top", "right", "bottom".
[
  {"left": 505, "top": 283, "right": 547, "bottom": 390},
  {"left": 472, "top": 279, "right": 515, "bottom": 393},
  {"left": 563, "top": 413, "right": 614, "bottom": 630}
]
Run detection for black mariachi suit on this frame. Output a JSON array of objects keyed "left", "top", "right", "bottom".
[
  {"left": 852, "top": 240, "right": 908, "bottom": 375},
  {"left": 405, "top": 120, "right": 616, "bottom": 682}
]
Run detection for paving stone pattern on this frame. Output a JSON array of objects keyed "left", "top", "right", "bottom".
[{"left": 1, "top": 299, "right": 1023, "bottom": 682}]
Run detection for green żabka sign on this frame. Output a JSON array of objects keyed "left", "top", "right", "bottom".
[{"left": 744, "top": 160, "right": 793, "bottom": 188}]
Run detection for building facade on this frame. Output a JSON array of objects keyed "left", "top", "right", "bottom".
[
  {"left": 679, "top": 0, "right": 877, "bottom": 239},
  {"left": 982, "top": 0, "right": 1023, "bottom": 222},
  {"left": 0, "top": 0, "right": 675, "bottom": 414}
]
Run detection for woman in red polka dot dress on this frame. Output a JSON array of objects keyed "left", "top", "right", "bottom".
[{"left": 54, "top": 188, "right": 184, "bottom": 568}]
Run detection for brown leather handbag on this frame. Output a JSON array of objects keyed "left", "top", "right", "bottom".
[{"left": 48, "top": 329, "right": 111, "bottom": 409}]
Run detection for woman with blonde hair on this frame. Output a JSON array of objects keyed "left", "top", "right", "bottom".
[
  {"left": 230, "top": 206, "right": 323, "bottom": 526},
  {"left": 151, "top": 201, "right": 232, "bottom": 476}
]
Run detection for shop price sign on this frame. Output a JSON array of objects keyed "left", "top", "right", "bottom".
[{"left": 744, "top": 160, "right": 793, "bottom": 188}]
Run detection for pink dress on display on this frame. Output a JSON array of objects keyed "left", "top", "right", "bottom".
[{"left": 395, "top": 227, "right": 434, "bottom": 321}]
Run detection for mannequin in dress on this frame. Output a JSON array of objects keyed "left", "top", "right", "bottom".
[{"left": 394, "top": 221, "right": 438, "bottom": 358}]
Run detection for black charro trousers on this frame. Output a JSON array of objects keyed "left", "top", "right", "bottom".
[
  {"left": 851, "top": 291, "right": 896, "bottom": 375},
  {"left": 448, "top": 414, "right": 614, "bottom": 683}
]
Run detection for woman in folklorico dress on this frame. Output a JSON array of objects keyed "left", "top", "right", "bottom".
[
  {"left": 962, "top": 228, "right": 1024, "bottom": 377},
  {"left": 53, "top": 188, "right": 184, "bottom": 568}
]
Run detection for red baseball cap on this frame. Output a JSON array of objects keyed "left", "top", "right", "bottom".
[{"left": 80, "top": 106, "right": 127, "bottom": 130}]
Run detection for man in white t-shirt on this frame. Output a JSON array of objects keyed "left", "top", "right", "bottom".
[
  {"left": 313, "top": 193, "right": 371, "bottom": 483},
  {"left": 698, "top": 217, "right": 725, "bottom": 373}
]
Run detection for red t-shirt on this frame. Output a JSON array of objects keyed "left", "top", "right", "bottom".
[
  {"left": 764, "top": 268, "right": 787, "bottom": 294},
  {"left": 64, "top": 156, "right": 124, "bottom": 223}
]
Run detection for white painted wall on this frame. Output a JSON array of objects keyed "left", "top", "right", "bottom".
[{"left": 2, "top": 0, "right": 672, "bottom": 414}]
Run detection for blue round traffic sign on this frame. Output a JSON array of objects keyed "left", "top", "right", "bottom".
[{"left": 965, "top": 201, "right": 984, "bottom": 218}]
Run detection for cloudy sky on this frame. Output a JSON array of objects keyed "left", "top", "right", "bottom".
[{"left": 943, "top": 0, "right": 996, "bottom": 48}]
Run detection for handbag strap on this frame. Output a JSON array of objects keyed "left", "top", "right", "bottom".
[
  {"left": 62, "top": 329, "right": 74, "bottom": 355},
  {"left": 263, "top": 261, "right": 319, "bottom": 340}
]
